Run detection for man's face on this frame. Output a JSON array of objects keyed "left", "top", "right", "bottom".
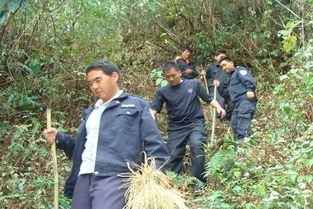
[
  {"left": 182, "top": 50, "right": 192, "bottom": 59},
  {"left": 214, "top": 53, "right": 226, "bottom": 63},
  {"left": 164, "top": 68, "right": 182, "bottom": 86},
  {"left": 86, "top": 69, "right": 119, "bottom": 102},
  {"left": 219, "top": 60, "right": 234, "bottom": 73}
]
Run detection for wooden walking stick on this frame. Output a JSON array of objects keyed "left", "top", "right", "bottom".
[
  {"left": 210, "top": 85, "right": 217, "bottom": 145},
  {"left": 202, "top": 75, "right": 217, "bottom": 145},
  {"left": 202, "top": 75, "right": 214, "bottom": 116},
  {"left": 47, "top": 108, "right": 59, "bottom": 209}
]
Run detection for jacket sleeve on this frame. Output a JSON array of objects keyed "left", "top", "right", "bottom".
[
  {"left": 237, "top": 67, "right": 257, "bottom": 92},
  {"left": 219, "top": 79, "right": 230, "bottom": 101},
  {"left": 56, "top": 132, "right": 76, "bottom": 158},
  {"left": 55, "top": 109, "right": 89, "bottom": 159},
  {"left": 140, "top": 102, "right": 169, "bottom": 168},
  {"left": 176, "top": 58, "right": 187, "bottom": 72},
  {"left": 191, "top": 67, "right": 200, "bottom": 78}
]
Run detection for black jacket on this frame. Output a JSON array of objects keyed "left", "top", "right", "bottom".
[{"left": 176, "top": 58, "right": 199, "bottom": 79}]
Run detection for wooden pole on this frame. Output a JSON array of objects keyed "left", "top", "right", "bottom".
[
  {"left": 210, "top": 86, "right": 217, "bottom": 145},
  {"left": 47, "top": 108, "right": 59, "bottom": 209},
  {"left": 202, "top": 75, "right": 217, "bottom": 145},
  {"left": 202, "top": 75, "right": 214, "bottom": 117}
]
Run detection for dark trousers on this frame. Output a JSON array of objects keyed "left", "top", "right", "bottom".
[
  {"left": 71, "top": 174, "right": 127, "bottom": 209},
  {"left": 166, "top": 122, "right": 207, "bottom": 182},
  {"left": 231, "top": 99, "right": 256, "bottom": 140}
]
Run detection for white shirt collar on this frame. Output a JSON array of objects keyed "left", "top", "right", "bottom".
[{"left": 94, "top": 90, "right": 123, "bottom": 108}]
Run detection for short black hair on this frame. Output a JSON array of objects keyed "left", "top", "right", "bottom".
[
  {"left": 214, "top": 49, "right": 226, "bottom": 57},
  {"left": 85, "top": 60, "right": 120, "bottom": 76},
  {"left": 219, "top": 57, "right": 232, "bottom": 64},
  {"left": 161, "top": 61, "right": 179, "bottom": 73},
  {"left": 181, "top": 47, "right": 193, "bottom": 53}
]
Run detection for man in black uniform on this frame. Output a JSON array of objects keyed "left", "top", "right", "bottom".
[
  {"left": 204, "top": 49, "right": 233, "bottom": 120},
  {"left": 151, "top": 62, "right": 225, "bottom": 186},
  {"left": 219, "top": 57, "right": 257, "bottom": 140},
  {"left": 175, "top": 47, "right": 199, "bottom": 79}
]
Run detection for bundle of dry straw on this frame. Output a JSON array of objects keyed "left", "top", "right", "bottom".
[{"left": 120, "top": 155, "right": 188, "bottom": 209}]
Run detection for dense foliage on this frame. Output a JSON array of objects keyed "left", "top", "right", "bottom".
[{"left": 0, "top": 0, "right": 312, "bottom": 208}]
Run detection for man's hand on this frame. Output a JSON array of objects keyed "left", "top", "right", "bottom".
[
  {"left": 210, "top": 100, "right": 226, "bottom": 118},
  {"left": 175, "top": 56, "right": 182, "bottom": 61},
  {"left": 43, "top": 128, "right": 58, "bottom": 145},
  {"left": 185, "top": 69, "right": 193, "bottom": 74},
  {"left": 247, "top": 91, "right": 255, "bottom": 100},
  {"left": 213, "top": 79, "right": 220, "bottom": 87},
  {"left": 216, "top": 106, "right": 226, "bottom": 118}
]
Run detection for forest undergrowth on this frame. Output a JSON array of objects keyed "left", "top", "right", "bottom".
[{"left": 1, "top": 0, "right": 313, "bottom": 208}]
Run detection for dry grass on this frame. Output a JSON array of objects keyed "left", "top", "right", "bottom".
[{"left": 120, "top": 155, "right": 188, "bottom": 209}]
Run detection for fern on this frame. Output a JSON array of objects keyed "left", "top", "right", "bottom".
[{"left": 204, "top": 148, "right": 236, "bottom": 177}]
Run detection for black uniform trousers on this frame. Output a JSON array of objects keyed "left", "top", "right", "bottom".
[
  {"left": 231, "top": 99, "right": 257, "bottom": 140},
  {"left": 166, "top": 122, "right": 207, "bottom": 182}
]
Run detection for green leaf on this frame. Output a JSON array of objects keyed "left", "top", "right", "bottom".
[
  {"left": 156, "top": 78, "right": 163, "bottom": 86},
  {"left": 303, "top": 61, "right": 313, "bottom": 70},
  {"left": 284, "top": 170, "right": 298, "bottom": 183},
  {"left": 0, "top": 1, "right": 7, "bottom": 12},
  {"left": 207, "top": 190, "right": 224, "bottom": 200},
  {"left": 0, "top": 11, "right": 8, "bottom": 25},
  {"left": 28, "top": 59, "right": 41, "bottom": 74},
  {"left": 8, "top": 0, "right": 20, "bottom": 12},
  {"left": 161, "top": 80, "right": 168, "bottom": 87},
  {"left": 282, "top": 35, "right": 297, "bottom": 53},
  {"left": 234, "top": 171, "right": 241, "bottom": 178},
  {"left": 279, "top": 75, "right": 288, "bottom": 80},
  {"left": 16, "top": 62, "right": 34, "bottom": 74},
  {"left": 16, "top": 60, "right": 41, "bottom": 75},
  {"left": 285, "top": 21, "right": 301, "bottom": 31},
  {"left": 20, "top": 0, "right": 29, "bottom": 7},
  {"left": 255, "top": 184, "right": 266, "bottom": 196},
  {"left": 305, "top": 175, "right": 313, "bottom": 184},
  {"left": 289, "top": 69, "right": 298, "bottom": 74}
]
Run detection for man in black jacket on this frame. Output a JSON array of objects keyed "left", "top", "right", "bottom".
[
  {"left": 203, "top": 49, "right": 233, "bottom": 120},
  {"left": 43, "top": 60, "right": 169, "bottom": 209},
  {"left": 175, "top": 47, "right": 199, "bottom": 79}
]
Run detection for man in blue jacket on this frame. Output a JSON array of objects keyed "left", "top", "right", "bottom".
[
  {"left": 219, "top": 57, "right": 257, "bottom": 140},
  {"left": 43, "top": 60, "right": 169, "bottom": 209},
  {"left": 151, "top": 62, "right": 225, "bottom": 191}
]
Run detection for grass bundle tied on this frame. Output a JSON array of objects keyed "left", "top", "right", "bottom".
[{"left": 120, "top": 155, "right": 188, "bottom": 209}]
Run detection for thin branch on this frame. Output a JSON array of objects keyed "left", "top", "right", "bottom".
[
  {"left": 8, "top": 6, "right": 44, "bottom": 54},
  {"left": 274, "top": 0, "right": 301, "bottom": 19},
  {"left": 237, "top": 39, "right": 268, "bottom": 72}
]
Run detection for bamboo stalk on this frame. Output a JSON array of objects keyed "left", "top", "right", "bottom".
[
  {"left": 210, "top": 85, "right": 217, "bottom": 145},
  {"left": 47, "top": 108, "right": 59, "bottom": 209},
  {"left": 202, "top": 75, "right": 214, "bottom": 117}
]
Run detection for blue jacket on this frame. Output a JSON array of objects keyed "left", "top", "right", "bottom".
[
  {"left": 56, "top": 93, "right": 169, "bottom": 198},
  {"left": 221, "top": 66, "right": 257, "bottom": 105}
]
